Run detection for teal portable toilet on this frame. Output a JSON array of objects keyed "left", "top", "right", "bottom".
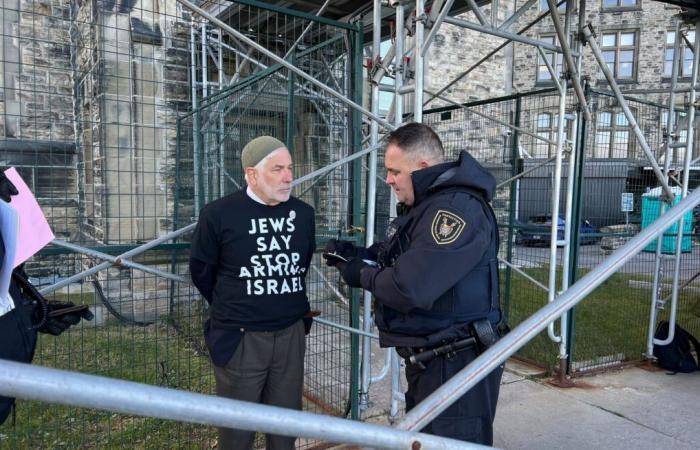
[{"left": 642, "top": 187, "right": 693, "bottom": 253}]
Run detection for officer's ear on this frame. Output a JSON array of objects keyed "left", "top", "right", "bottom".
[{"left": 418, "top": 159, "right": 431, "bottom": 169}]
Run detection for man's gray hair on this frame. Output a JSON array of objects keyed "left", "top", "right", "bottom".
[{"left": 387, "top": 122, "right": 444, "bottom": 164}]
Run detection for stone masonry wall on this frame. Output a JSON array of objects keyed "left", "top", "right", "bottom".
[
  {"left": 509, "top": 1, "right": 695, "bottom": 162},
  {"left": 74, "top": 0, "right": 190, "bottom": 245},
  {"left": 511, "top": 1, "right": 688, "bottom": 98},
  {"left": 425, "top": 4, "right": 515, "bottom": 107},
  {"left": 0, "top": 0, "right": 78, "bottom": 244}
]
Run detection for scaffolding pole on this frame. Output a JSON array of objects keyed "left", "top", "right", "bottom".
[
  {"left": 651, "top": 18, "right": 700, "bottom": 350},
  {"left": 546, "top": 0, "right": 591, "bottom": 121},
  {"left": 582, "top": 24, "right": 677, "bottom": 203},
  {"left": 359, "top": 0, "right": 383, "bottom": 412},
  {"left": 390, "top": 1, "right": 406, "bottom": 418},
  {"left": 396, "top": 187, "right": 700, "bottom": 432},
  {"left": 176, "top": 0, "right": 395, "bottom": 131},
  {"left": 646, "top": 19, "right": 685, "bottom": 359},
  {"left": 0, "top": 360, "right": 484, "bottom": 450}
]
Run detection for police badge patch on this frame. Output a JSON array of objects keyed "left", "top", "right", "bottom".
[{"left": 431, "top": 210, "right": 466, "bottom": 245}]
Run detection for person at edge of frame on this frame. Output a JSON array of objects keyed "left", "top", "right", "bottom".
[
  {"left": 0, "top": 171, "right": 94, "bottom": 426},
  {"left": 189, "top": 136, "right": 316, "bottom": 450},
  {"left": 323, "top": 122, "right": 508, "bottom": 445}
]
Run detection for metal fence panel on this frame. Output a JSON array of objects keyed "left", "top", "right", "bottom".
[
  {"left": 2, "top": 0, "right": 361, "bottom": 447},
  {"left": 424, "top": 87, "right": 700, "bottom": 374}
]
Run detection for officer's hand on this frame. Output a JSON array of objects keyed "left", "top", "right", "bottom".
[
  {"left": 322, "top": 239, "right": 357, "bottom": 267},
  {"left": 39, "top": 301, "right": 94, "bottom": 336},
  {"left": 0, "top": 171, "right": 18, "bottom": 203},
  {"left": 339, "top": 258, "right": 368, "bottom": 288}
]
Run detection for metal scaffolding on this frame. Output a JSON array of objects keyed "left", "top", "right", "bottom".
[{"left": 2, "top": 0, "right": 700, "bottom": 448}]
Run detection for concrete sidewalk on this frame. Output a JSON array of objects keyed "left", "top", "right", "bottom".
[
  {"left": 494, "top": 363, "right": 700, "bottom": 449},
  {"left": 362, "top": 353, "right": 700, "bottom": 449}
]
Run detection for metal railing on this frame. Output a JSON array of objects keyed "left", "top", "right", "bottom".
[{"left": 3, "top": 167, "right": 699, "bottom": 449}]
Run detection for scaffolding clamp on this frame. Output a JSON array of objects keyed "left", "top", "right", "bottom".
[
  {"left": 367, "top": 56, "right": 384, "bottom": 85},
  {"left": 406, "top": 11, "right": 429, "bottom": 37},
  {"left": 346, "top": 226, "right": 365, "bottom": 235},
  {"left": 403, "top": 56, "right": 415, "bottom": 80},
  {"left": 584, "top": 23, "right": 597, "bottom": 40}
]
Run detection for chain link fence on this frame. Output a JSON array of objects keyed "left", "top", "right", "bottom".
[
  {"left": 424, "top": 86, "right": 700, "bottom": 374},
  {"left": 2, "top": 0, "right": 362, "bottom": 447}
]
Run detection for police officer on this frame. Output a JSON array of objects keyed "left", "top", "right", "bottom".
[
  {"left": 0, "top": 171, "right": 93, "bottom": 425},
  {"left": 324, "top": 123, "right": 505, "bottom": 445}
]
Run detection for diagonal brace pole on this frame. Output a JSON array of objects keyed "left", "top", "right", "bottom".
[
  {"left": 50, "top": 240, "right": 191, "bottom": 285},
  {"left": 582, "top": 24, "right": 676, "bottom": 203},
  {"left": 39, "top": 224, "right": 197, "bottom": 296},
  {"left": 175, "top": 0, "right": 395, "bottom": 131},
  {"left": 396, "top": 187, "right": 700, "bottom": 432},
  {"left": 422, "top": 0, "right": 455, "bottom": 56},
  {"left": 546, "top": 0, "right": 591, "bottom": 121}
]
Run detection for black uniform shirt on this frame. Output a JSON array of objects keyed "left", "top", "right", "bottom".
[
  {"left": 361, "top": 192, "right": 491, "bottom": 313},
  {"left": 359, "top": 151, "right": 501, "bottom": 347}
]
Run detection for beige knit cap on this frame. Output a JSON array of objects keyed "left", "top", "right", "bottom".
[{"left": 241, "top": 136, "right": 287, "bottom": 169}]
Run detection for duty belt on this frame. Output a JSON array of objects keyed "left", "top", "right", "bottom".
[
  {"left": 396, "top": 336, "right": 477, "bottom": 369},
  {"left": 395, "top": 318, "right": 509, "bottom": 369}
]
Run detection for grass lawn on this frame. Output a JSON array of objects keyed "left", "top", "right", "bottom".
[
  {"left": 1, "top": 322, "right": 217, "bottom": 449},
  {"left": 503, "top": 266, "right": 700, "bottom": 373},
  {"left": 3, "top": 266, "right": 699, "bottom": 447}
]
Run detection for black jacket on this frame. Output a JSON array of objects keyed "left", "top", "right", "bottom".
[
  {"left": 0, "top": 233, "right": 38, "bottom": 425},
  {"left": 360, "top": 151, "right": 501, "bottom": 348}
]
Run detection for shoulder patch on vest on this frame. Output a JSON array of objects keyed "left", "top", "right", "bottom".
[{"left": 431, "top": 210, "right": 466, "bottom": 245}]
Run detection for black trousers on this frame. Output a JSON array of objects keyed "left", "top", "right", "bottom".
[
  {"left": 213, "top": 320, "right": 306, "bottom": 450},
  {"left": 0, "top": 296, "right": 37, "bottom": 425},
  {"left": 404, "top": 345, "right": 503, "bottom": 445}
]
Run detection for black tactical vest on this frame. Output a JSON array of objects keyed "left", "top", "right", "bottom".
[{"left": 374, "top": 188, "right": 501, "bottom": 348}]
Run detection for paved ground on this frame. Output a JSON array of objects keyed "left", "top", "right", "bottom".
[
  {"left": 494, "top": 362, "right": 700, "bottom": 450},
  {"left": 359, "top": 343, "right": 700, "bottom": 449}
]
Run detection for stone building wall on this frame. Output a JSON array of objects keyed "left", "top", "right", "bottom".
[
  {"left": 511, "top": 0, "right": 689, "bottom": 97},
  {"left": 1, "top": 0, "right": 192, "bottom": 309},
  {"left": 0, "top": 0, "right": 78, "bottom": 242},
  {"left": 1, "top": 0, "right": 75, "bottom": 142},
  {"left": 71, "top": 0, "right": 193, "bottom": 316},
  {"left": 74, "top": 0, "right": 190, "bottom": 245},
  {"left": 424, "top": 4, "right": 514, "bottom": 108},
  {"left": 508, "top": 1, "right": 696, "bottom": 164},
  {"left": 422, "top": 5, "right": 517, "bottom": 238}
]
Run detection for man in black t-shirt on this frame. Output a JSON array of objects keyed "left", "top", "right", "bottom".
[{"left": 189, "top": 136, "right": 315, "bottom": 450}]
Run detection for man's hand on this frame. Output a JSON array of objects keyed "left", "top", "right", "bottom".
[
  {"left": 0, "top": 171, "right": 18, "bottom": 203},
  {"left": 322, "top": 239, "right": 358, "bottom": 267},
  {"left": 339, "top": 258, "right": 368, "bottom": 288},
  {"left": 38, "top": 301, "right": 94, "bottom": 336}
]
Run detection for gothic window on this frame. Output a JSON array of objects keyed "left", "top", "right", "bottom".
[
  {"left": 594, "top": 111, "right": 633, "bottom": 159},
  {"left": 664, "top": 30, "right": 696, "bottom": 78},
  {"left": 600, "top": 31, "right": 638, "bottom": 81},
  {"left": 602, "top": 0, "right": 640, "bottom": 10},
  {"left": 537, "top": 35, "right": 564, "bottom": 83}
]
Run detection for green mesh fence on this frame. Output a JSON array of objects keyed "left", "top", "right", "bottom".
[
  {"left": 423, "top": 87, "right": 700, "bottom": 375},
  {"left": 176, "top": 1, "right": 363, "bottom": 447},
  {"left": 1, "top": 0, "right": 361, "bottom": 447}
]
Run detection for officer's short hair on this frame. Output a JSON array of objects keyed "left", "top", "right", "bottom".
[{"left": 387, "top": 123, "right": 444, "bottom": 164}]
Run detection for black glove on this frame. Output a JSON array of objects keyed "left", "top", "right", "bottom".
[
  {"left": 37, "top": 301, "right": 94, "bottom": 336},
  {"left": 323, "top": 239, "right": 379, "bottom": 267},
  {"left": 0, "top": 171, "right": 18, "bottom": 203},
  {"left": 322, "top": 239, "right": 358, "bottom": 267},
  {"left": 339, "top": 258, "right": 368, "bottom": 288}
]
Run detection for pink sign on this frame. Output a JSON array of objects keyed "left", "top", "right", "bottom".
[{"left": 4, "top": 167, "right": 55, "bottom": 267}]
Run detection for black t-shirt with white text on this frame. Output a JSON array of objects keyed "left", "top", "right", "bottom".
[{"left": 190, "top": 190, "right": 315, "bottom": 364}]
